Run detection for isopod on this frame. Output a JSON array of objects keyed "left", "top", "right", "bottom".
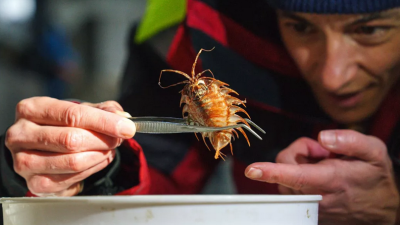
[{"left": 159, "top": 47, "right": 251, "bottom": 160}]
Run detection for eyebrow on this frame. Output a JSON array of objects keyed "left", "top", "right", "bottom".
[
  {"left": 350, "top": 12, "right": 398, "bottom": 26},
  {"left": 280, "top": 12, "right": 311, "bottom": 24}
]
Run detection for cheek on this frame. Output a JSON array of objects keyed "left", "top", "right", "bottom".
[
  {"left": 377, "top": 52, "right": 400, "bottom": 76},
  {"left": 288, "top": 47, "right": 312, "bottom": 74},
  {"left": 279, "top": 31, "right": 316, "bottom": 81},
  {"left": 362, "top": 43, "right": 400, "bottom": 85}
]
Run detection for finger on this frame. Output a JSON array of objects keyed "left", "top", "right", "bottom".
[
  {"left": 245, "top": 162, "right": 335, "bottom": 190},
  {"left": 276, "top": 137, "right": 331, "bottom": 164},
  {"left": 27, "top": 156, "right": 112, "bottom": 194},
  {"left": 81, "top": 101, "right": 124, "bottom": 112},
  {"left": 15, "top": 97, "right": 135, "bottom": 138},
  {"left": 33, "top": 181, "right": 83, "bottom": 197},
  {"left": 81, "top": 101, "right": 131, "bottom": 117},
  {"left": 14, "top": 149, "right": 115, "bottom": 175},
  {"left": 318, "top": 130, "right": 387, "bottom": 163},
  {"left": 7, "top": 119, "right": 122, "bottom": 153}
]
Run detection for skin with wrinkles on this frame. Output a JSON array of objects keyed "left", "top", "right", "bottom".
[{"left": 5, "top": 98, "right": 136, "bottom": 196}]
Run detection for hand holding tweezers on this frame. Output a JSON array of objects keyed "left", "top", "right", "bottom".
[{"left": 128, "top": 117, "right": 266, "bottom": 140}]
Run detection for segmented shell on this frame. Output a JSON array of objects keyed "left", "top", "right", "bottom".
[{"left": 159, "top": 48, "right": 250, "bottom": 160}]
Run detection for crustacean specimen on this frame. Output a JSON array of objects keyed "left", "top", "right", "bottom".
[{"left": 158, "top": 47, "right": 253, "bottom": 159}]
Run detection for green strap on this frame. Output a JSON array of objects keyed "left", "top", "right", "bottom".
[{"left": 134, "top": 0, "right": 186, "bottom": 44}]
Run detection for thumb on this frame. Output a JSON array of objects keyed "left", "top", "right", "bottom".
[{"left": 318, "top": 130, "right": 387, "bottom": 163}]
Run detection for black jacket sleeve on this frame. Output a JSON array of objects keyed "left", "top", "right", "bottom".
[{"left": 0, "top": 133, "right": 28, "bottom": 198}]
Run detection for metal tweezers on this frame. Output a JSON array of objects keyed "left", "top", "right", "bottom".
[{"left": 128, "top": 117, "right": 266, "bottom": 140}]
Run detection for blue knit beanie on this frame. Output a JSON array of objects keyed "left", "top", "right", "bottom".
[{"left": 266, "top": 0, "right": 400, "bottom": 14}]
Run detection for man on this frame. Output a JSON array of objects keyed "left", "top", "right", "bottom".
[{"left": 1, "top": 0, "right": 400, "bottom": 224}]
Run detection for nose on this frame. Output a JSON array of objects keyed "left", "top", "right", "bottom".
[{"left": 318, "top": 34, "right": 358, "bottom": 93}]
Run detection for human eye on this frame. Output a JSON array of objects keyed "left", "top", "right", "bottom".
[
  {"left": 352, "top": 25, "right": 393, "bottom": 45},
  {"left": 285, "top": 22, "right": 315, "bottom": 35}
]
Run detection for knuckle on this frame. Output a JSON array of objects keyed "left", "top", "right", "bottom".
[
  {"left": 15, "top": 97, "right": 46, "bottom": 118},
  {"left": 292, "top": 137, "right": 313, "bottom": 148},
  {"left": 373, "top": 147, "right": 386, "bottom": 162},
  {"left": 110, "top": 138, "right": 122, "bottom": 149},
  {"left": 5, "top": 126, "right": 18, "bottom": 150},
  {"left": 66, "top": 155, "right": 83, "bottom": 172},
  {"left": 297, "top": 137, "right": 311, "bottom": 142},
  {"left": 102, "top": 101, "right": 114, "bottom": 106},
  {"left": 13, "top": 152, "right": 31, "bottom": 174},
  {"left": 346, "top": 131, "right": 359, "bottom": 145},
  {"left": 327, "top": 163, "right": 343, "bottom": 189},
  {"left": 276, "top": 151, "right": 287, "bottom": 163},
  {"left": 369, "top": 136, "right": 387, "bottom": 162},
  {"left": 103, "top": 100, "right": 121, "bottom": 109},
  {"left": 60, "top": 130, "right": 83, "bottom": 152},
  {"left": 98, "top": 115, "right": 116, "bottom": 133},
  {"left": 292, "top": 170, "right": 306, "bottom": 190},
  {"left": 63, "top": 105, "right": 83, "bottom": 127},
  {"left": 37, "top": 128, "right": 50, "bottom": 146},
  {"left": 28, "top": 176, "right": 53, "bottom": 194},
  {"left": 5, "top": 121, "right": 30, "bottom": 150},
  {"left": 345, "top": 135, "right": 359, "bottom": 157},
  {"left": 15, "top": 98, "right": 32, "bottom": 116},
  {"left": 268, "top": 170, "right": 280, "bottom": 183}
]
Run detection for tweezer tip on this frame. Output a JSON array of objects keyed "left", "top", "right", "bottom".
[{"left": 244, "top": 118, "right": 266, "bottom": 134}]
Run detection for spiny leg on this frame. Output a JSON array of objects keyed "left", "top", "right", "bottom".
[
  {"left": 194, "top": 133, "right": 200, "bottom": 141},
  {"left": 159, "top": 80, "right": 190, "bottom": 89},
  {"left": 196, "top": 69, "right": 215, "bottom": 79},
  {"left": 237, "top": 127, "right": 250, "bottom": 146},
  {"left": 229, "top": 115, "right": 251, "bottom": 128},
  {"left": 226, "top": 96, "right": 247, "bottom": 108},
  {"left": 221, "top": 87, "right": 239, "bottom": 96},
  {"left": 191, "top": 47, "right": 215, "bottom": 78},
  {"left": 230, "top": 142, "right": 233, "bottom": 155},
  {"left": 230, "top": 106, "right": 251, "bottom": 119},
  {"left": 202, "top": 133, "right": 211, "bottom": 151},
  {"left": 215, "top": 150, "right": 226, "bottom": 161},
  {"left": 159, "top": 69, "right": 191, "bottom": 88},
  {"left": 232, "top": 129, "right": 239, "bottom": 139}
]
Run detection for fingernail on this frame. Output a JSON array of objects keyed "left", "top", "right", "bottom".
[
  {"left": 320, "top": 131, "right": 337, "bottom": 148},
  {"left": 117, "top": 118, "right": 136, "bottom": 138},
  {"left": 117, "top": 138, "right": 123, "bottom": 147},
  {"left": 245, "top": 168, "right": 262, "bottom": 179},
  {"left": 109, "top": 150, "right": 115, "bottom": 161},
  {"left": 116, "top": 110, "right": 132, "bottom": 118}
]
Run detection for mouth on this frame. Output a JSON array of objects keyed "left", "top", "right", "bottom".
[
  {"left": 324, "top": 82, "right": 377, "bottom": 108},
  {"left": 328, "top": 92, "right": 362, "bottom": 108}
]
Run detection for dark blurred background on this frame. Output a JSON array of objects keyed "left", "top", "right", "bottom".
[{"left": 0, "top": 0, "right": 146, "bottom": 133}]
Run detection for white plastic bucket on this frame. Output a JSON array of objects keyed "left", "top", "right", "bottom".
[{"left": 1, "top": 195, "right": 322, "bottom": 225}]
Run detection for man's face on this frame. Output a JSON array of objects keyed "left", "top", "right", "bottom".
[{"left": 277, "top": 8, "right": 400, "bottom": 124}]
